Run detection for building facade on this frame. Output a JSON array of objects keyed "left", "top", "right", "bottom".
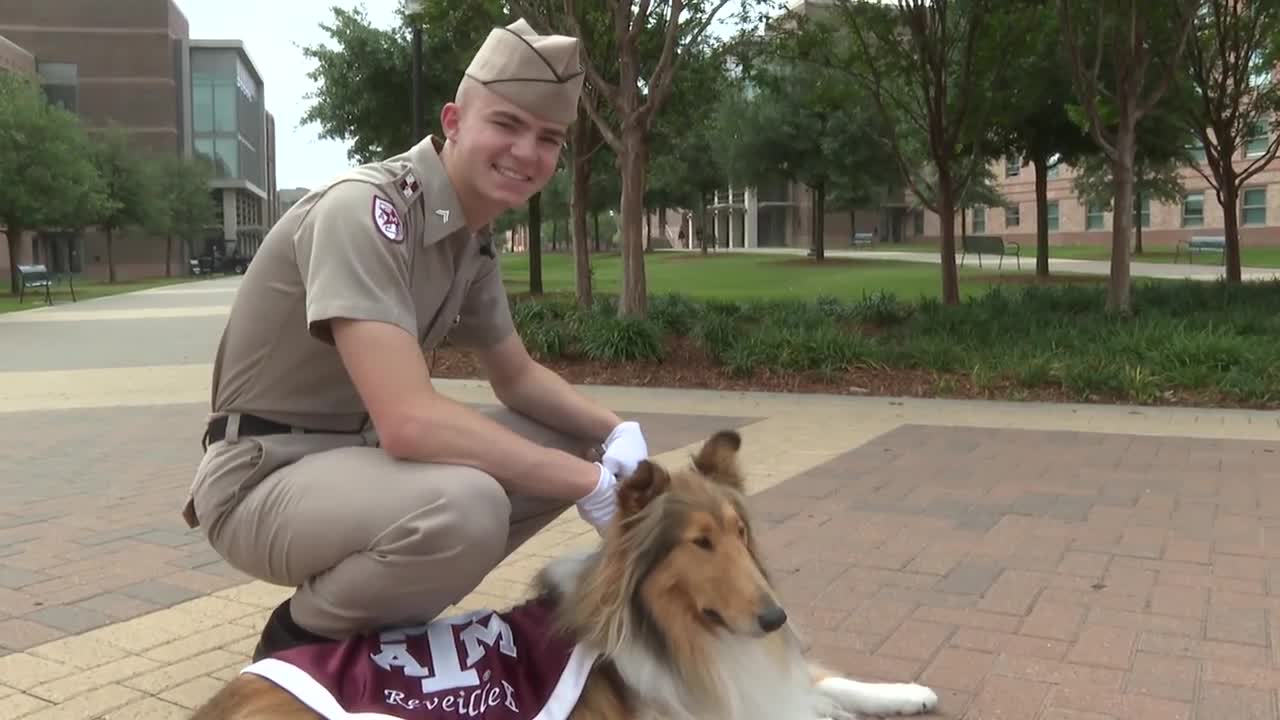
[{"left": 0, "top": 0, "right": 278, "bottom": 282}]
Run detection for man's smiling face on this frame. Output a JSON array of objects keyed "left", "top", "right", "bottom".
[{"left": 442, "top": 79, "right": 568, "bottom": 213}]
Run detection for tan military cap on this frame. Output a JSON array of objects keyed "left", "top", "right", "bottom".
[{"left": 464, "top": 18, "right": 585, "bottom": 125}]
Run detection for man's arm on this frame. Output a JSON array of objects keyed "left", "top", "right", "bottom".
[
  {"left": 331, "top": 317, "right": 600, "bottom": 503},
  {"left": 478, "top": 333, "right": 621, "bottom": 444}
]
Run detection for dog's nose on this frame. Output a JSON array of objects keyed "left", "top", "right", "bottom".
[{"left": 757, "top": 604, "right": 787, "bottom": 633}]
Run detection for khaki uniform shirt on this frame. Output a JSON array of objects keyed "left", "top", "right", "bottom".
[
  {"left": 211, "top": 135, "right": 514, "bottom": 432},
  {"left": 182, "top": 136, "right": 514, "bottom": 529}
]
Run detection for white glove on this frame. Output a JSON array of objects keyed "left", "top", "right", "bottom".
[
  {"left": 575, "top": 463, "right": 619, "bottom": 534},
  {"left": 601, "top": 421, "right": 648, "bottom": 479}
]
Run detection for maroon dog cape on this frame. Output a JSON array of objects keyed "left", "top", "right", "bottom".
[{"left": 241, "top": 597, "right": 599, "bottom": 720}]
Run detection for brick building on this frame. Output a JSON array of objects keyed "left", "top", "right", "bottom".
[{"left": 0, "top": 0, "right": 278, "bottom": 282}]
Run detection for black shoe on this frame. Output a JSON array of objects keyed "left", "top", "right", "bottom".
[{"left": 251, "top": 599, "right": 330, "bottom": 662}]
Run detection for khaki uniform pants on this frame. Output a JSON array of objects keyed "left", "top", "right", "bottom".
[{"left": 190, "top": 406, "right": 581, "bottom": 638}]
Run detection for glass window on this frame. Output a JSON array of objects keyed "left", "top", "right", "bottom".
[
  {"left": 1246, "top": 122, "right": 1269, "bottom": 158},
  {"left": 1242, "top": 187, "right": 1267, "bottom": 225},
  {"left": 192, "top": 79, "right": 214, "bottom": 133},
  {"left": 971, "top": 206, "right": 985, "bottom": 233},
  {"left": 1086, "top": 201, "right": 1105, "bottom": 230},
  {"left": 1006, "top": 154, "right": 1020, "bottom": 177},
  {"left": 1047, "top": 201, "right": 1059, "bottom": 231},
  {"left": 1135, "top": 195, "right": 1151, "bottom": 228},
  {"left": 1183, "top": 192, "right": 1205, "bottom": 227},
  {"left": 215, "top": 137, "right": 239, "bottom": 176},
  {"left": 214, "top": 82, "right": 237, "bottom": 133},
  {"left": 1005, "top": 205, "right": 1019, "bottom": 227}
]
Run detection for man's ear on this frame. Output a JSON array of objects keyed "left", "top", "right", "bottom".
[
  {"left": 617, "top": 460, "right": 670, "bottom": 517},
  {"left": 440, "top": 104, "right": 461, "bottom": 141}
]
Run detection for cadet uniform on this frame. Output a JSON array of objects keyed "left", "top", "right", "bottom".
[{"left": 182, "top": 19, "right": 607, "bottom": 656}]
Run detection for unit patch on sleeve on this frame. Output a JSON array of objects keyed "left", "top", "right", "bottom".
[{"left": 373, "top": 195, "right": 405, "bottom": 243}]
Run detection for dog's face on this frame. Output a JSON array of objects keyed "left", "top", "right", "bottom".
[{"left": 614, "top": 430, "right": 787, "bottom": 639}]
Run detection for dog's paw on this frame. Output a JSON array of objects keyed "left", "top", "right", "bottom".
[{"left": 817, "top": 678, "right": 938, "bottom": 716}]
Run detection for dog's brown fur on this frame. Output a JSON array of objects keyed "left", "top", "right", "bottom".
[{"left": 190, "top": 430, "right": 934, "bottom": 720}]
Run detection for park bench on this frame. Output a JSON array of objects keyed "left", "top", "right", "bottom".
[
  {"left": 960, "top": 234, "right": 1021, "bottom": 270},
  {"left": 1174, "top": 235, "right": 1225, "bottom": 264},
  {"left": 850, "top": 232, "right": 874, "bottom": 248},
  {"left": 15, "top": 263, "right": 76, "bottom": 305},
  {"left": 17, "top": 264, "right": 53, "bottom": 305}
]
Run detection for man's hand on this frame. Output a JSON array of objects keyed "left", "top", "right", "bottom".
[
  {"left": 601, "top": 421, "right": 648, "bottom": 479},
  {"left": 575, "top": 463, "right": 620, "bottom": 534}
]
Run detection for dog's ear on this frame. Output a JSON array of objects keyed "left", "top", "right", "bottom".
[
  {"left": 693, "top": 430, "right": 743, "bottom": 490},
  {"left": 617, "top": 460, "right": 671, "bottom": 516}
]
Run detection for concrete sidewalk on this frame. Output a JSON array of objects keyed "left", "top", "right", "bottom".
[{"left": 704, "top": 246, "right": 1280, "bottom": 283}]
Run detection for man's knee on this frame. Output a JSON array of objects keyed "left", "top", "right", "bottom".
[{"left": 381, "top": 466, "right": 513, "bottom": 575}]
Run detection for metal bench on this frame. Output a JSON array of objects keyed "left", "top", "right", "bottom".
[
  {"left": 850, "top": 232, "right": 874, "bottom": 248},
  {"left": 960, "top": 234, "right": 1021, "bottom": 270},
  {"left": 17, "top": 264, "right": 53, "bottom": 305},
  {"left": 1175, "top": 235, "right": 1225, "bottom": 264}
]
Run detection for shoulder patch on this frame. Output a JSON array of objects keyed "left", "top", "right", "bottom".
[{"left": 372, "top": 195, "right": 404, "bottom": 243}]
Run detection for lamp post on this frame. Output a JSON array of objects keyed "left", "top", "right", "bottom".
[{"left": 405, "top": 0, "right": 425, "bottom": 141}]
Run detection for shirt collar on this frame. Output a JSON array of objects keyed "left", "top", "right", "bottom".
[{"left": 398, "top": 135, "right": 469, "bottom": 248}]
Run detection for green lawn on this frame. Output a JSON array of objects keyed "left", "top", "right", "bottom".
[
  {"left": 0, "top": 276, "right": 197, "bottom": 314},
  {"left": 500, "top": 250, "right": 1113, "bottom": 302},
  {"left": 886, "top": 241, "right": 1280, "bottom": 267}
]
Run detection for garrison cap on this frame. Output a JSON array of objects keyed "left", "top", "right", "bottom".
[{"left": 464, "top": 18, "right": 585, "bottom": 125}]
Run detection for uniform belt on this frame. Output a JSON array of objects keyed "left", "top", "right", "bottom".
[{"left": 204, "top": 414, "right": 320, "bottom": 447}]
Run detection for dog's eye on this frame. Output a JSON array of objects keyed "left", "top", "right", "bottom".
[{"left": 693, "top": 536, "right": 713, "bottom": 550}]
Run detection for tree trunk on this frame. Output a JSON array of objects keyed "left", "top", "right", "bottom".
[
  {"left": 528, "top": 193, "right": 543, "bottom": 295},
  {"left": 618, "top": 131, "right": 648, "bottom": 317},
  {"left": 1033, "top": 154, "right": 1050, "bottom": 278},
  {"left": 1108, "top": 130, "right": 1136, "bottom": 314},
  {"left": 812, "top": 181, "right": 826, "bottom": 262},
  {"left": 7, "top": 222, "right": 21, "bottom": 295},
  {"left": 165, "top": 233, "right": 173, "bottom": 278},
  {"left": 1133, "top": 188, "right": 1144, "bottom": 256},
  {"left": 107, "top": 227, "right": 117, "bottom": 283},
  {"left": 571, "top": 145, "right": 594, "bottom": 308},
  {"left": 592, "top": 211, "right": 600, "bottom": 252},
  {"left": 1221, "top": 182, "right": 1242, "bottom": 283},
  {"left": 659, "top": 206, "right": 667, "bottom": 249},
  {"left": 550, "top": 217, "right": 559, "bottom": 252},
  {"left": 937, "top": 167, "right": 960, "bottom": 305}
]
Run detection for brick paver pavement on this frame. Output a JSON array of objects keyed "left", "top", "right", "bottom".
[
  {"left": 752, "top": 424, "right": 1280, "bottom": 719},
  {"left": 0, "top": 401, "right": 752, "bottom": 654}
]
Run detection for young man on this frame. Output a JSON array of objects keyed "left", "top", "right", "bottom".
[{"left": 181, "top": 19, "right": 648, "bottom": 661}]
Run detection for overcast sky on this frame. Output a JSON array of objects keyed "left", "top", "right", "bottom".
[{"left": 172, "top": 0, "right": 755, "bottom": 191}]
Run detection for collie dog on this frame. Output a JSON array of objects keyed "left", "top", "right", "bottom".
[{"left": 190, "top": 430, "right": 939, "bottom": 720}]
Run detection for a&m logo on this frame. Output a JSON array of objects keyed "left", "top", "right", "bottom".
[{"left": 372, "top": 195, "right": 404, "bottom": 243}]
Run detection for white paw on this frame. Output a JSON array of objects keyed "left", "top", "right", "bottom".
[{"left": 817, "top": 677, "right": 938, "bottom": 716}]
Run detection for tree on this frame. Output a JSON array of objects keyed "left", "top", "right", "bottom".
[
  {"left": 300, "top": 2, "right": 507, "bottom": 163},
  {"left": 645, "top": 36, "right": 735, "bottom": 255},
  {"left": 1058, "top": 0, "right": 1200, "bottom": 313},
  {"left": 89, "top": 126, "right": 162, "bottom": 283},
  {"left": 823, "top": 0, "right": 1021, "bottom": 305},
  {"left": 0, "top": 73, "right": 104, "bottom": 294},
  {"left": 510, "top": 0, "right": 743, "bottom": 317},
  {"left": 717, "top": 37, "right": 899, "bottom": 262},
  {"left": 1172, "top": 0, "right": 1280, "bottom": 284},
  {"left": 147, "top": 154, "right": 217, "bottom": 277},
  {"left": 1070, "top": 112, "right": 1195, "bottom": 255},
  {"left": 990, "top": 2, "right": 1097, "bottom": 278}
]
